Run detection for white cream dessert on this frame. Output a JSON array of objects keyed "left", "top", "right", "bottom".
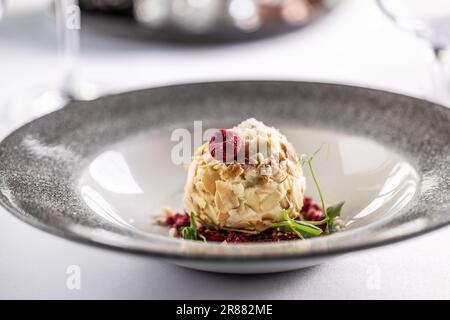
[{"left": 183, "top": 118, "right": 306, "bottom": 233}]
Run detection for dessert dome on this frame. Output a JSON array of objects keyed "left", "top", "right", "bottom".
[{"left": 183, "top": 118, "right": 306, "bottom": 233}]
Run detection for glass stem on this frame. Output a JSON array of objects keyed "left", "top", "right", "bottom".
[
  {"left": 55, "top": 0, "right": 80, "bottom": 100},
  {"left": 427, "top": 46, "right": 449, "bottom": 106}
]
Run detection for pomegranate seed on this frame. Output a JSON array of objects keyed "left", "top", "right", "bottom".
[
  {"left": 203, "top": 230, "right": 225, "bottom": 242},
  {"left": 226, "top": 231, "right": 251, "bottom": 243},
  {"left": 306, "top": 208, "right": 324, "bottom": 222}
]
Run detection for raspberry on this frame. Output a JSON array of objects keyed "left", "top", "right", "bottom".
[
  {"left": 306, "top": 208, "right": 324, "bottom": 222},
  {"left": 208, "top": 129, "right": 242, "bottom": 163},
  {"left": 164, "top": 196, "right": 329, "bottom": 242},
  {"left": 301, "top": 197, "right": 324, "bottom": 221},
  {"left": 301, "top": 196, "right": 312, "bottom": 212},
  {"left": 301, "top": 196, "right": 326, "bottom": 229}
]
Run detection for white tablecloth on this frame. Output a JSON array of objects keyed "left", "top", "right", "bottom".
[{"left": 0, "top": 0, "right": 449, "bottom": 299}]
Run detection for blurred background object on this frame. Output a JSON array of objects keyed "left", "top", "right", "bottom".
[
  {"left": 377, "top": 0, "right": 450, "bottom": 105},
  {"left": 80, "top": 0, "right": 337, "bottom": 42},
  {"left": 56, "top": 0, "right": 98, "bottom": 101},
  {"left": 0, "top": 0, "right": 98, "bottom": 134},
  {"left": 0, "top": 0, "right": 5, "bottom": 20}
]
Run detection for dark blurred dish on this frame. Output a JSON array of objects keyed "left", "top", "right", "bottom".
[{"left": 79, "top": 0, "right": 337, "bottom": 43}]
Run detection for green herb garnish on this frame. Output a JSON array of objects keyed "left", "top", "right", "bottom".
[
  {"left": 300, "top": 148, "right": 345, "bottom": 235},
  {"left": 181, "top": 212, "right": 198, "bottom": 240},
  {"left": 326, "top": 201, "right": 345, "bottom": 233},
  {"left": 300, "top": 151, "right": 327, "bottom": 225},
  {"left": 272, "top": 211, "right": 323, "bottom": 239},
  {"left": 269, "top": 146, "right": 344, "bottom": 240}
]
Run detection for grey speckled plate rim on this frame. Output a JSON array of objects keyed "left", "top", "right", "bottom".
[{"left": 0, "top": 80, "right": 449, "bottom": 262}]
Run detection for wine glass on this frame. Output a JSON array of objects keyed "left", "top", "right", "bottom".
[
  {"left": 376, "top": 0, "right": 450, "bottom": 105},
  {"left": 0, "top": 0, "right": 98, "bottom": 135},
  {"left": 0, "top": 0, "right": 5, "bottom": 20}
]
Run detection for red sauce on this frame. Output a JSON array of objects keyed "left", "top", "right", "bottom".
[{"left": 165, "top": 196, "right": 325, "bottom": 242}]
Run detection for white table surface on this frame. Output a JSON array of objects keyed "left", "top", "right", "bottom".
[{"left": 1, "top": 0, "right": 449, "bottom": 299}]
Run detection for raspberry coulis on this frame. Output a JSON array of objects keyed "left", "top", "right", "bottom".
[{"left": 165, "top": 197, "right": 325, "bottom": 243}]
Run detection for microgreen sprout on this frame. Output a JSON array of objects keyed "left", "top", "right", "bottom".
[
  {"left": 272, "top": 211, "right": 323, "bottom": 239},
  {"left": 297, "top": 144, "right": 346, "bottom": 237},
  {"left": 181, "top": 212, "right": 198, "bottom": 240}
]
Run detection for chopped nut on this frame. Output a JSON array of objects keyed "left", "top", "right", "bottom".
[
  {"left": 244, "top": 188, "right": 261, "bottom": 213},
  {"left": 231, "top": 183, "right": 245, "bottom": 198},
  {"left": 191, "top": 192, "right": 207, "bottom": 209},
  {"left": 202, "top": 167, "right": 220, "bottom": 194},
  {"left": 333, "top": 217, "right": 345, "bottom": 230},
  {"left": 259, "top": 164, "right": 272, "bottom": 176},
  {"left": 221, "top": 162, "right": 244, "bottom": 180},
  {"left": 162, "top": 207, "right": 174, "bottom": 218},
  {"left": 215, "top": 181, "right": 240, "bottom": 211},
  {"left": 214, "top": 190, "right": 225, "bottom": 212},
  {"left": 280, "top": 196, "right": 290, "bottom": 209},
  {"left": 244, "top": 167, "right": 259, "bottom": 184},
  {"left": 292, "top": 177, "right": 304, "bottom": 210},
  {"left": 154, "top": 216, "right": 167, "bottom": 226},
  {"left": 169, "top": 228, "right": 177, "bottom": 237},
  {"left": 256, "top": 181, "right": 277, "bottom": 194},
  {"left": 259, "top": 175, "right": 270, "bottom": 184},
  {"left": 217, "top": 211, "right": 230, "bottom": 227},
  {"left": 260, "top": 190, "right": 284, "bottom": 212}
]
